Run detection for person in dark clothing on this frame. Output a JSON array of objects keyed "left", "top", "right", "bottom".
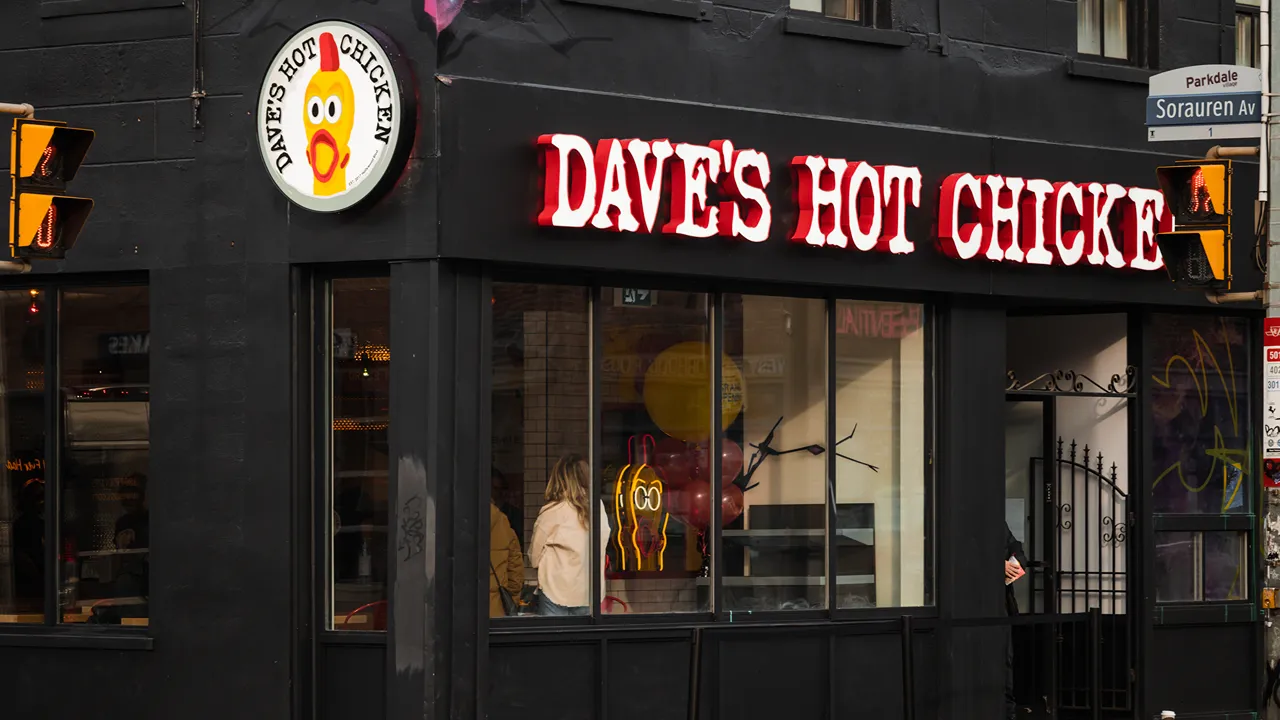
[{"left": 1004, "top": 522, "right": 1029, "bottom": 720}]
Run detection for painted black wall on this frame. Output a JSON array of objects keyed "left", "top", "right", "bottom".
[{"left": 0, "top": 0, "right": 1258, "bottom": 718}]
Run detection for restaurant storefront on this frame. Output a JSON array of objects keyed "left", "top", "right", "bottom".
[
  {"left": 0, "top": 6, "right": 1264, "bottom": 720},
  {"left": 296, "top": 53, "right": 1265, "bottom": 720}
]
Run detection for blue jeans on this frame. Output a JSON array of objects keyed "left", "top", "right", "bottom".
[{"left": 538, "top": 592, "right": 588, "bottom": 616}]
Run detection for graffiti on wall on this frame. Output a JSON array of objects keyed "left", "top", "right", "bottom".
[{"left": 1150, "top": 315, "right": 1249, "bottom": 601}]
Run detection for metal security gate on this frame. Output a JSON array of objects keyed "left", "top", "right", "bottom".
[
  {"left": 1029, "top": 440, "right": 1133, "bottom": 718},
  {"left": 1006, "top": 378, "right": 1136, "bottom": 720}
]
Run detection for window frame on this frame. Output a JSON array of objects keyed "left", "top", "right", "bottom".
[
  {"left": 1236, "top": 3, "right": 1261, "bottom": 69},
  {"left": 314, "top": 272, "right": 393, "bottom": 639},
  {"left": 1142, "top": 310, "right": 1258, "bottom": 622},
  {"left": 0, "top": 275, "right": 152, "bottom": 648},
  {"left": 1076, "top": 0, "right": 1153, "bottom": 67},
  {"left": 487, "top": 271, "right": 937, "bottom": 629}
]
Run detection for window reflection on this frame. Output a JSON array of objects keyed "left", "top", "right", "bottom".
[
  {"left": 330, "top": 279, "right": 390, "bottom": 630},
  {"left": 59, "top": 286, "right": 150, "bottom": 626},
  {"left": 1150, "top": 315, "right": 1250, "bottom": 515},
  {"left": 834, "top": 300, "right": 929, "bottom": 608},
  {"left": 0, "top": 290, "right": 47, "bottom": 624},
  {"left": 491, "top": 283, "right": 591, "bottom": 618},
  {"left": 721, "top": 295, "right": 827, "bottom": 611},
  {"left": 602, "top": 289, "right": 710, "bottom": 614}
]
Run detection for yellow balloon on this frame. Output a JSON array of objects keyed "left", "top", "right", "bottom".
[{"left": 642, "top": 342, "right": 744, "bottom": 443}]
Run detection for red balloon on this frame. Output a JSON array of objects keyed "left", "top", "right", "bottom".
[
  {"left": 654, "top": 437, "right": 695, "bottom": 489},
  {"left": 720, "top": 439, "right": 744, "bottom": 487},
  {"left": 689, "top": 439, "right": 746, "bottom": 487},
  {"left": 670, "top": 480, "right": 713, "bottom": 530},
  {"left": 721, "top": 483, "right": 744, "bottom": 526}
]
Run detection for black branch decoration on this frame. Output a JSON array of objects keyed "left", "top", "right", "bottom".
[{"left": 739, "top": 417, "right": 880, "bottom": 492}]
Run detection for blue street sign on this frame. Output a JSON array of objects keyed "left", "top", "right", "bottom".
[{"left": 1146, "top": 92, "right": 1262, "bottom": 127}]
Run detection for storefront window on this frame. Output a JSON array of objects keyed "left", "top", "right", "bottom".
[
  {"left": 59, "top": 287, "right": 150, "bottom": 626},
  {"left": 834, "top": 300, "right": 929, "bottom": 608},
  {"left": 1150, "top": 315, "right": 1251, "bottom": 516},
  {"left": 602, "top": 289, "right": 711, "bottom": 614},
  {"left": 0, "top": 285, "right": 151, "bottom": 626},
  {"left": 0, "top": 290, "right": 48, "bottom": 623},
  {"left": 720, "top": 295, "right": 826, "bottom": 611},
  {"left": 490, "top": 283, "right": 590, "bottom": 618},
  {"left": 1149, "top": 313, "right": 1252, "bottom": 607},
  {"left": 1154, "top": 531, "right": 1248, "bottom": 602},
  {"left": 329, "top": 279, "right": 390, "bottom": 630},
  {"left": 487, "top": 287, "right": 933, "bottom": 619}
]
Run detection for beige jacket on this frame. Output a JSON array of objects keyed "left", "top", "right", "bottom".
[{"left": 529, "top": 500, "right": 610, "bottom": 608}]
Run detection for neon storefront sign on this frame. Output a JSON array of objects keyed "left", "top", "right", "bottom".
[{"left": 536, "top": 133, "right": 1171, "bottom": 272}]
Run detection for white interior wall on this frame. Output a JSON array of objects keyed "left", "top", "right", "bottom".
[{"left": 1007, "top": 314, "right": 1129, "bottom": 613}]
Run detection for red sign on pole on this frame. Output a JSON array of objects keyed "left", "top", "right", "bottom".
[{"left": 1264, "top": 318, "right": 1280, "bottom": 487}]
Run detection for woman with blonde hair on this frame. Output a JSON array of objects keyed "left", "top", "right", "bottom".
[{"left": 530, "top": 453, "right": 610, "bottom": 616}]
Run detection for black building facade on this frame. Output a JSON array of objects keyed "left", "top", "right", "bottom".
[{"left": 0, "top": 1, "right": 1266, "bottom": 719}]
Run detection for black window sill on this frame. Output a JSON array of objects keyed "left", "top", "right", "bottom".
[
  {"left": 41, "top": 0, "right": 184, "bottom": 18},
  {"left": 561, "top": 0, "right": 711, "bottom": 21},
  {"left": 784, "top": 12, "right": 911, "bottom": 47},
  {"left": 1068, "top": 58, "right": 1153, "bottom": 85},
  {"left": 0, "top": 626, "right": 153, "bottom": 650}
]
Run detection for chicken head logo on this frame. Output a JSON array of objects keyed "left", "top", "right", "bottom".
[
  {"left": 611, "top": 436, "right": 669, "bottom": 572},
  {"left": 303, "top": 33, "right": 354, "bottom": 197}
]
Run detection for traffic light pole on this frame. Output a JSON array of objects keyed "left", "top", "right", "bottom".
[
  {"left": 0, "top": 101, "right": 37, "bottom": 273},
  {"left": 0, "top": 103, "right": 34, "bottom": 119}
]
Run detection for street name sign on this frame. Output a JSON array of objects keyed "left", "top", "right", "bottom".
[{"left": 1146, "top": 64, "right": 1263, "bottom": 142}]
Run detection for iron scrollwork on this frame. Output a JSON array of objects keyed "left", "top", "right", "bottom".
[
  {"left": 1102, "top": 516, "right": 1127, "bottom": 546},
  {"left": 1006, "top": 365, "right": 1137, "bottom": 396},
  {"left": 1057, "top": 502, "right": 1073, "bottom": 530}
]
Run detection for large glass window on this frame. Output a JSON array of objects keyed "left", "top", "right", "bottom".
[
  {"left": 328, "top": 279, "right": 390, "bottom": 630},
  {"left": 0, "top": 285, "right": 150, "bottom": 627},
  {"left": 59, "top": 287, "right": 150, "bottom": 626},
  {"left": 601, "top": 289, "right": 711, "bottom": 614},
  {"left": 490, "top": 283, "right": 591, "bottom": 618},
  {"left": 488, "top": 285, "right": 933, "bottom": 620},
  {"left": 0, "top": 290, "right": 47, "bottom": 623},
  {"left": 1149, "top": 314, "right": 1252, "bottom": 605},
  {"left": 833, "top": 300, "right": 929, "bottom": 608},
  {"left": 720, "top": 295, "right": 827, "bottom": 612}
]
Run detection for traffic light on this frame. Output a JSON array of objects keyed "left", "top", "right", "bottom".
[
  {"left": 9, "top": 118, "right": 94, "bottom": 260},
  {"left": 1153, "top": 160, "right": 1231, "bottom": 289}
]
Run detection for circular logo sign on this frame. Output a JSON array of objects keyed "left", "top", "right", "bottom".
[{"left": 257, "top": 21, "right": 413, "bottom": 213}]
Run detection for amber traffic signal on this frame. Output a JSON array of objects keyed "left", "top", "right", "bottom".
[
  {"left": 1153, "top": 160, "right": 1231, "bottom": 289},
  {"left": 9, "top": 118, "right": 94, "bottom": 260}
]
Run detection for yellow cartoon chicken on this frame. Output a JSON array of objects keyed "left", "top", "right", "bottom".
[{"left": 304, "top": 32, "right": 354, "bottom": 197}]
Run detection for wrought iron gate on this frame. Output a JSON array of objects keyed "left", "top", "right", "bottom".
[{"left": 1016, "top": 438, "right": 1134, "bottom": 720}]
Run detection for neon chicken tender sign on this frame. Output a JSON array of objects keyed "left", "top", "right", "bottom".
[{"left": 536, "top": 133, "right": 1172, "bottom": 271}]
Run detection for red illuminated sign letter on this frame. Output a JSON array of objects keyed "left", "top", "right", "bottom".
[
  {"left": 713, "top": 140, "right": 772, "bottom": 243},
  {"left": 591, "top": 139, "right": 640, "bottom": 233},
  {"left": 537, "top": 133, "right": 596, "bottom": 228},
  {"left": 624, "top": 139, "right": 674, "bottom": 234},
  {"left": 937, "top": 173, "right": 984, "bottom": 259},
  {"left": 880, "top": 165, "right": 922, "bottom": 255},
  {"left": 792, "top": 155, "right": 848, "bottom": 247},
  {"left": 663, "top": 143, "right": 722, "bottom": 238}
]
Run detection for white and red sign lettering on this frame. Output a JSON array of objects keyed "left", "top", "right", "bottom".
[{"left": 536, "top": 134, "right": 1172, "bottom": 272}]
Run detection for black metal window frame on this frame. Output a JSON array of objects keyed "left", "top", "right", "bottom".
[
  {"left": 486, "top": 271, "right": 938, "bottom": 630},
  {"left": 1141, "top": 310, "right": 1259, "bottom": 625},
  {"left": 309, "top": 270, "right": 395, "bottom": 646},
  {"left": 1076, "top": 0, "right": 1155, "bottom": 67},
  {"left": 0, "top": 274, "right": 152, "bottom": 650}
]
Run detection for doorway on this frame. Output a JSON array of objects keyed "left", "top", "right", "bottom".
[{"left": 1005, "top": 313, "right": 1136, "bottom": 720}]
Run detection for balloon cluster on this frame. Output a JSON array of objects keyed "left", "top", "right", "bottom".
[{"left": 652, "top": 436, "right": 745, "bottom": 529}]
